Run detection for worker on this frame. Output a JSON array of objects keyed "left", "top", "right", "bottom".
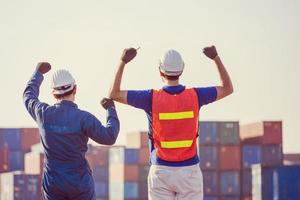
[
  {"left": 109, "top": 46, "right": 233, "bottom": 200},
  {"left": 23, "top": 62, "right": 120, "bottom": 200}
]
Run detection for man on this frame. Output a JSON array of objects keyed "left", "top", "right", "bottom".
[
  {"left": 109, "top": 46, "right": 233, "bottom": 200},
  {"left": 23, "top": 62, "right": 120, "bottom": 200}
]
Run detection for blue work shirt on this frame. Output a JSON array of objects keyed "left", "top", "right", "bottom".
[
  {"left": 23, "top": 71, "right": 120, "bottom": 199},
  {"left": 127, "top": 85, "right": 217, "bottom": 167}
]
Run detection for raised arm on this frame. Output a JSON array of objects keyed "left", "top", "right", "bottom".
[
  {"left": 109, "top": 48, "right": 137, "bottom": 104},
  {"left": 203, "top": 46, "right": 233, "bottom": 100},
  {"left": 23, "top": 62, "right": 51, "bottom": 121}
]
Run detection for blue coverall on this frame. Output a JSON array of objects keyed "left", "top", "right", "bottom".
[{"left": 23, "top": 71, "right": 120, "bottom": 200}]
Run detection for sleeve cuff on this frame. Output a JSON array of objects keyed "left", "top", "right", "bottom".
[{"left": 32, "top": 70, "right": 44, "bottom": 84}]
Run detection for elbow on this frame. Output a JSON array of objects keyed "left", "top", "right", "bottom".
[{"left": 228, "top": 85, "right": 234, "bottom": 95}]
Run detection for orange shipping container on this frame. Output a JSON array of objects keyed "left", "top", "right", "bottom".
[
  {"left": 219, "top": 145, "right": 241, "bottom": 170},
  {"left": 124, "top": 165, "right": 139, "bottom": 181}
]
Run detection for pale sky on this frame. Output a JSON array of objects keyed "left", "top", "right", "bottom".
[{"left": 0, "top": 0, "right": 299, "bottom": 152}]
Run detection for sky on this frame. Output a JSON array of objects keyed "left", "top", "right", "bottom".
[{"left": 0, "top": 0, "right": 299, "bottom": 153}]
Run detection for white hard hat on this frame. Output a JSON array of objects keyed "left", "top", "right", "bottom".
[
  {"left": 159, "top": 49, "right": 184, "bottom": 76},
  {"left": 51, "top": 69, "right": 76, "bottom": 95}
]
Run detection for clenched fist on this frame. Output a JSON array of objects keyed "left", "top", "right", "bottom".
[
  {"left": 101, "top": 98, "right": 115, "bottom": 110},
  {"left": 121, "top": 48, "right": 137, "bottom": 64},
  {"left": 36, "top": 62, "right": 51, "bottom": 74},
  {"left": 203, "top": 46, "right": 218, "bottom": 60}
]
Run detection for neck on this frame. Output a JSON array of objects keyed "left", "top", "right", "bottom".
[{"left": 165, "top": 79, "right": 179, "bottom": 86}]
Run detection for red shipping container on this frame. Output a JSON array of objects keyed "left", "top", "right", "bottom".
[
  {"left": 124, "top": 165, "right": 139, "bottom": 181},
  {"left": 240, "top": 121, "right": 282, "bottom": 144},
  {"left": 21, "top": 128, "right": 40, "bottom": 150},
  {"left": 126, "top": 131, "right": 148, "bottom": 148},
  {"left": 25, "top": 152, "right": 44, "bottom": 175},
  {"left": 0, "top": 146, "right": 9, "bottom": 172},
  {"left": 139, "top": 148, "right": 149, "bottom": 165},
  {"left": 86, "top": 146, "right": 109, "bottom": 168},
  {"left": 219, "top": 145, "right": 241, "bottom": 170},
  {"left": 242, "top": 196, "right": 252, "bottom": 200}
]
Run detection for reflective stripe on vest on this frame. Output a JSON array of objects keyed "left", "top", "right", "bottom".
[
  {"left": 159, "top": 111, "right": 194, "bottom": 120},
  {"left": 160, "top": 140, "right": 193, "bottom": 148}
]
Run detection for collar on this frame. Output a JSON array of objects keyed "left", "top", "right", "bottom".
[
  {"left": 55, "top": 100, "right": 78, "bottom": 108},
  {"left": 162, "top": 84, "right": 186, "bottom": 95}
]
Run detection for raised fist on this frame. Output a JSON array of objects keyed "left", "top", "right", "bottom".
[
  {"left": 203, "top": 46, "right": 218, "bottom": 60},
  {"left": 36, "top": 62, "right": 51, "bottom": 74}
]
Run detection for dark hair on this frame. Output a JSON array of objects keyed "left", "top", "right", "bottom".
[
  {"left": 160, "top": 71, "right": 181, "bottom": 80},
  {"left": 53, "top": 87, "right": 76, "bottom": 99}
]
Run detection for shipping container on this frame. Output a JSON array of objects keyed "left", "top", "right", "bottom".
[
  {"left": 0, "top": 171, "right": 41, "bottom": 200},
  {"left": 138, "top": 165, "right": 150, "bottom": 182},
  {"left": 20, "top": 128, "right": 40, "bottom": 150},
  {"left": 200, "top": 146, "right": 219, "bottom": 170},
  {"left": 242, "top": 196, "right": 252, "bottom": 200},
  {"left": 138, "top": 181, "right": 148, "bottom": 199},
  {"left": 242, "top": 170, "right": 252, "bottom": 195},
  {"left": 199, "top": 121, "right": 219, "bottom": 145},
  {"left": 261, "top": 145, "right": 282, "bottom": 166},
  {"left": 109, "top": 164, "right": 124, "bottom": 182},
  {"left": 218, "top": 121, "right": 240, "bottom": 145},
  {"left": 219, "top": 146, "right": 241, "bottom": 170},
  {"left": 124, "top": 165, "right": 139, "bottom": 181},
  {"left": 242, "top": 145, "right": 261, "bottom": 169},
  {"left": 124, "top": 182, "right": 139, "bottom": 199},
  {"left": 0, "top": 146, "right": 9, "bottom": 172},
  {"left": 9, "top": 151, "right": 25, "bottom": 171},
  {"left": 252, "top": 165, "right": 300, "bottom": 200},
  {"left": 203, "top": 171, "right": 218, "bottom": 195},
  {"left": 0, "top": 128, "right": 22, "bottom": 150},
  {"left": 126, "top": 131, "right": 149, "bottom": 148},
  {"left": 220, "top": 171, "right": 240, "bottom": 196},
  {"left": 240, "top": 121, "right": 282, "bottom": 144},
  {"left": 219, "top": 197, "right": 240, "bottom": 200},
  {"left": 109, "top": 146, "right": 139, "bottom": 165},
  {"left": 284, "top": 153, "right": 300, "bottom": 165},
  {"left": 109, "top": 182, "right": 123, "bottom": 200},
  {"left": 138, "top": 147, "right": 149, "bottom": 165},
  {"left": 93, "top": 166, "right": 109, "bottom": 182},
  {"left": 25, "top": 152, "right": 44, "bottom": 175},
  {"left": 31, "top": 143, "right": 43, "bottom": 153},
  {"left": 95, "top": 181, "right": 108, "bottom": 198},
  {"left": 86, "top": 146, "right": 109, "bottom": 168}
]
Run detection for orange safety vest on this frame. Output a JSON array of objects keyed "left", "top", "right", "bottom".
[{"left": 152, "top": 88, "right": 199, "bottom": 162}]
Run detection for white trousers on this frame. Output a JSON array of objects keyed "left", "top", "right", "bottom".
[{"left": 148, "top": 164, "right": 203, "bottom": 200}]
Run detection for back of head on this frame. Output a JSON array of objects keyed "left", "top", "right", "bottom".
[
  {"left": 159, "top": 49, "right": 185, "bottom": 78},
  {"left": 52, "top": 69, "right": 76, "bottom": 99}
]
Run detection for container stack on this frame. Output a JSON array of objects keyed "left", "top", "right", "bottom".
[
  {"left": 252, "top": 164, "right": 300, "bottom": 199},
  {"left": 199, "top": 121, "right": 241, "bottom": 200},
  {"left": 86, "top": 145, "right": 110, "bottom": 200},
  {"left": 0, "top": 128, "right": 40, "bottom": 172},
  {"left": 240, "top": 121, "right": 283, "bottom": 200},
  {"left": 109, "top": 131, "right": 149, "bottom": 200}
]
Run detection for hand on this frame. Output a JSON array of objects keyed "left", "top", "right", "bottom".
[
  {"left": 121, "top": 48, "right": 137, "bottom": 64},
  {"left": 36, "top": 62, "right": 51, "bottom": 74},
  {"left": 101, "top": 98, "right": 115, "bottom": 109},
  {"left": 203, "top": 46, "right": 218, "bottom": 60}
]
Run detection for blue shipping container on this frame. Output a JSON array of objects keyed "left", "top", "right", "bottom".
[
  {"left": 199, "top": 122, "right": 218, "bottom": 145},
  {"left": 9, "top": 151, "right": 25, "bottom": 171},
  {"left": 93, "top": 166, "right": 108, "bottom": 182},
  {"left": 0, "top": 129, "right": 22, "bottom": 150},
  {"left": 220, "top": 171, "right": 240, "bottom": 196},
  {"left": 125, "top": 149, "right": 139, "bottom": 164},
  {"left": 124, "top": 182, "right": 138, "bottom": 199},
  {"left": 95, "top": 181, "right": 108, "bottom": 198},
  {"left": 242, "top": 145, "right": 261, "bottom": 168},
  {"left": 252, "top": 165, "right": 300, "bottom": 200},
  {"left": 203, "top": 171, "right": 218, "bottom": 195},
  {"left": 200, "top": 146, "right": 219, "bottom": 170}
]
